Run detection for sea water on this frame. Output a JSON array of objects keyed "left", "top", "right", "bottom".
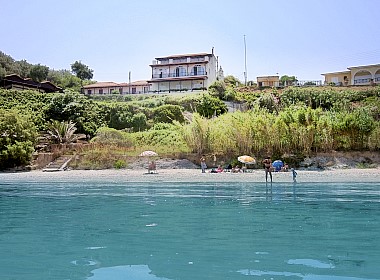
[{"left": 0, "top": 180, "right": 379, "bottom": 280}]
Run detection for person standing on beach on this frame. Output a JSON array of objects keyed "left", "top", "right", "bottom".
[
  {"left": 291, "top": 168, "right": 298, "bottom": 183},
  {"left": 200, "top": 155, "right": 207, "bottom": 173},
  {"left": 262, "top": 156, "right": 273, "bottom": 182}
]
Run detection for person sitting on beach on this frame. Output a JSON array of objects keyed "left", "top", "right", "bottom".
[
  {"left": 148, "top": 161, "right": 156, "bottom": 173},
  {"left": 224, "top": 163, "right": 233, "bottom": 172},
  {"left": 241, "top": 165, "right": 247, "bottom": 173},
  {"left": 232, "top": 165, "right": 241, "bottom": 173},
  {"left": 281, "top": 163, "right": 289, "bottom": 172},
  {"left": 216, "top": 165, "right": 224, "bottom": 173}
]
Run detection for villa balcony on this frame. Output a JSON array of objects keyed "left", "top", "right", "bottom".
[
  {"left": 151, "top": 57, "right": 207, "bottom": 66},
  {"left": 354, "top": 78, "right": 371, "bottom": 84},
  {"left": 151, "top": 71, "right": 207, "bottom": 79}
]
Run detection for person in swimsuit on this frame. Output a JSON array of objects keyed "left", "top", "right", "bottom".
[
  {"left": 200, "top": 155, "right": 207, "bottom": 173},
  {"left": 262, "top": 156, "right": 273, "bottom": 182}
]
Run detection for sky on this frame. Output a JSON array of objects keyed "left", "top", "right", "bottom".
[{"left": 1, "top": 0, "right": 380, "bottom": 83}]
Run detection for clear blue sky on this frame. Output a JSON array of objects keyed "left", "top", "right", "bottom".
[{"left": 1, "top": 0, "right": 379, "bottom": 83}]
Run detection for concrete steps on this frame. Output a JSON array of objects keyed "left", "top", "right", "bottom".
[{"left": 42, "top": 156, "right": 72, "bottom": 172}]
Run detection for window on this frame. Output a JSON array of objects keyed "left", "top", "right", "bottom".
[
  {"left": 192, "top": 65, "right": 205, "bottom": 76},
  {"left": 132, "top": 87, "right": 136, "bottom": 94},
  {"left": 87, "top": 89, "right": 92, "bottom": 94},
  {"left": 99, "top": 89, "right": 103, "bottom": 94}
]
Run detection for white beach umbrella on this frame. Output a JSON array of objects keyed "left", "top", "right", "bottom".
[
  {"left": 139, "top": 150, "right": 158, "bottom": 157},
  {"left": 237, "top": 155, "right": 256, "bottom": 164}
]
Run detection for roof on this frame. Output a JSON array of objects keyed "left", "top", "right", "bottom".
[
  {"left": 155, "top": 53, "right": 212, "bottom": 60},
  {"left": 119, "top": 80, "right": 150, "bottom": 86},
  {"left": 322, "top": 63, "right": 380, "bottom": 75},
  {"left": 83, "top": 81, "right": 151, "bottom": 89},
  {"left": 1, "top": 74, "right": 62, "bottom": 93},
  {"left": 321, "top": 70, "right": 350, "bottom": 75},
  {"left": 83, "top": 82, "right": 120, "bottom": 89},
  {"left": 347, "top": 63, "right": 380, "bottom": 70},
  {"left": 257, "top": 76, "right": 279, "bottom": 79}
]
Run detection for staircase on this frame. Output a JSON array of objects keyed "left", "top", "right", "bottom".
[{"left": 42, "top": 156, "right": 72, "bottom": 172}]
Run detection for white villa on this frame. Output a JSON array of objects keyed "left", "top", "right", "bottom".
[
  {"left": 322, "top": 63, "right": 380, "bottom": 86},
  {"left": 83, "top": 81, "right": 151, "bottom": 95},
  {"left": 148, "top": 50, "right": 218, "bottom": 92}
]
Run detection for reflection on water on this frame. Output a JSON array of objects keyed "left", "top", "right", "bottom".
[
  {"left": 88, "top": 265, "right": 170, "bottom": 280},
  {"left": 0, "top": 181, "right": 379, "bottom": 279}
]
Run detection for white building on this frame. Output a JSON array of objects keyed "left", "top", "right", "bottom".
[
  {"left": 83, "top": 81, "right": 151, "bottom": 95},
  {"left": 322, "top": 63, "right": 380, "bottom": 86},
  {"left": 148, "top": 50, "right": 218, "bottom": 92}
]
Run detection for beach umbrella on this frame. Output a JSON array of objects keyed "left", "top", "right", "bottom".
[
  {"left": 238, "top": 155, "right": 256, "bottom": 164},
  {"left": 139, "top": 150, "right": 158, "bottom": 157},
  {"left": 272, "top": 160, "right": 284, "bottom": 171}
]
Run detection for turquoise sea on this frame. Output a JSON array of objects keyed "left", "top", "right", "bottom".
[{"left": 0, "top": 180, "right": 379, "bottom": 280}]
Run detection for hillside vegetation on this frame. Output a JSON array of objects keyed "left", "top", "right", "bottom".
[{"left": 1, "top": 84, "right": 379, "bottom": 170}]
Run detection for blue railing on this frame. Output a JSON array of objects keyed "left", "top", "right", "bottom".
[{"left": 152, "top": 71, "right": 207, "bottom": 79}]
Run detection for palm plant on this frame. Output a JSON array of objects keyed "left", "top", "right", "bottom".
[{"left": 47, "top": 120, "right": 79, "bottom": 144}]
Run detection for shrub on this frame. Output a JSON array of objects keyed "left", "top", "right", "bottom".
[
  {"left": 153, "top": 104, "right": 185, "bottom": 124},
  {"left": 0, "top": 109, "right": 37, "bottom": 169},
  {"left": 196, "top": 94, "right": 228, "bottom": 118},
  {"left": 208, "top": 80, "right": 226, "bottom": 99},
  {"left": 114, "top": 159, "right": 126, "bottom": 169},
  {"left": 91, "top": 127, "right": 134, "bottom": 147}
]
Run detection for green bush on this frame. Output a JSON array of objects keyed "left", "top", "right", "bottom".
[
  {"left": 208, "top": 80, "right": 226, "bottom": 99},
  {"left": 114, "top": 159, "right": 126, "bottom": 169},
  {"left": 91, "top": 127, "right": 134, "bottom": 147},
  {"left": 153, "top": 104, "right": 185, "bottom": 124},
  {"left": 196, "top": 94, "right": 228, "bottom": 118},
  {"left": 0, "top": 109, "right": 37, "bottom": 169}
]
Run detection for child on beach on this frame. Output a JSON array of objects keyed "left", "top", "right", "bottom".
[{"left": 291, "top": 168, "right": 298, "bottom": 182}]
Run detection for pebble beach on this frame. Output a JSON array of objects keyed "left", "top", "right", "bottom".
[{"left": 1, "top": 167, "right": 379, "bottom": 184}]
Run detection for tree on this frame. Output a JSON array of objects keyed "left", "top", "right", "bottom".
[
  {"left": 208, "top": 80, "right": 226, "bottom": 99},
  {"left": 280, "top": 75, "right": 297, "bottom": 86},
  {"left": 14, "top": 59, "right": 32, "bottom": 78},
  {"left": 224, "top": 75, "right": 242, "bottom": 87},
  {"left": 48, "top": 69, "right": 82, "bottom": 91},
  {"left": 29, "top": 64, "right": 49, "bottom": 82},
  {"left": 0, "top": 109, "right": 37, "bottom": 170},
  {"left": 71, "top": 61, "right": 94, "bottom": 88}
]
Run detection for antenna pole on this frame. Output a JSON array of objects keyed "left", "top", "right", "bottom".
[{"left": 244, "top": 35, "right": 247, "bottom": 86}]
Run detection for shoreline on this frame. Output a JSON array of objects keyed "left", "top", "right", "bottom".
[{"left": 1, "top": 168, "right": 380, "bottom": 183}]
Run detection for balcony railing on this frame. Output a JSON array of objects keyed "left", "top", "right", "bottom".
[
  {"left": 152, "top": 71, "right": 207, "bottom": 79},
  {"left": 153, "top": 57, "right": 206, "bottom": 65},
  {"left": 354, "top": 78, "right": 371, "bottom": 84},
  {"left": 190, "top": 57, "right": 205, "bottom": 62}
]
